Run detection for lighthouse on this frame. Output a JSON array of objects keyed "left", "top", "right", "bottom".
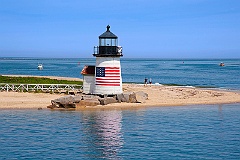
[{"left": 93, "top": 25, "right": 123, "bottom": 95}]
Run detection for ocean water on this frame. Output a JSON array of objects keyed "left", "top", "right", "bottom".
[
  {"left": 0, "top": 104, "right": 240, "bottom": 159},
  {"left": 1, "top": 58, "right": 240, "bottom": 159},
  {"left": 0, "top": 58, "right": 240, "bottom": 89}
]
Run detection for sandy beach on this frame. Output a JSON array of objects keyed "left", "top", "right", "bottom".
[
  {"left": 81, "top": 84, "right": 240, "bottom": 110},
  {"left": 0, "top": 92, "right": 60, "bottom": 109},
  {"left": 1, "top": 82, "right": 240, "bottom": 109},
  {"left": 121, "top": 84, "right": 240, "bottom": 107}
]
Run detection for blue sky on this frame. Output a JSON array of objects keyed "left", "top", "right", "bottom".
[{"left": 0, "top": 0, "right": 240, "bottom": 58}]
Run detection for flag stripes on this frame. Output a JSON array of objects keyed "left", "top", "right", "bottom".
[{"left": 96, "top": 67, "right": 121, "bottom": 86}]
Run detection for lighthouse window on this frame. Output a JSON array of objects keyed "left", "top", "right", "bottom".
[
  {"left": 99, "top": 38, "right": 117, "bottom": 46},
  {"left": 112, "top": 39, "right": 117, "bottom": 46},
  {"left": 106, "top": 39, "right": 111, "bottom": 46},
  {"left": 100, "top": 39, "right": 105, "bottom": 46}
]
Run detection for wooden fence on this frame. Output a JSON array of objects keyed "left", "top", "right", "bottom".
[{"left": 0, "top": 83, "right": 83, "bottom": 94}]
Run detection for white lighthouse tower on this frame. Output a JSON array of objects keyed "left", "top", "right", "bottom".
[{"left": 93, "top": 25, "right": 123, "bottom": 95}]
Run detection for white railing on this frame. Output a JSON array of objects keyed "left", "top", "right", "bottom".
[{"left": 0, "top": 83, "right": 83, "bottom": 94}]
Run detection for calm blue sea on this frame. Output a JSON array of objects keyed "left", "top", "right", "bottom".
[
  {"left": 0, "top": 58, "right": 240, "bottom": 89},
  {"left": 0, "top": 104, "right": 240, "bottom": 159},
  {"left": 0, "top": 58, "right": 240, "bottom": 159}
]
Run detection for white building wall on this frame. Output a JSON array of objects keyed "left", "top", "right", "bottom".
[
  {"left": 94, "top": 57, "right": 122, "bottom": 95},
  {"left": 83, "top": 75, "right": 95, "bottom": 94}
]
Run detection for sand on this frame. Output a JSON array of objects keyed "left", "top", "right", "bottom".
[
  {"left": 1, "top": 83, "right": 240, "bottom": 109},
  {"left": 80, "top": 84, "right": 240, "bottom": 110},
  {"left": 0, "top": 75, "right": 81, "bottom": 109},
  {"left": 0, "top": 92, "right": 60, "bottom": 109},
  {"left": 121, "top": 84, "right": 240, "bottom": 107}
]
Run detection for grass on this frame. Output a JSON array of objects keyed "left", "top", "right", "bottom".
[{"left": 0, "top": 75, "right": 83, "bottom": 85}]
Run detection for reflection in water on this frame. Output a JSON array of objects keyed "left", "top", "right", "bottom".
[{"left": 81, "top": 110, "right": 123, "bottom": 159}]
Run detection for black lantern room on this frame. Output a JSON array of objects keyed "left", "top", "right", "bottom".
[{"left": 93, "top": 25, "right": 123, "bottom": 57}]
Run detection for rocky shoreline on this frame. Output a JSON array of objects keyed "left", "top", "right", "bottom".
[{"left": 49, "top": 91, "right": 148, "bottom": 109}]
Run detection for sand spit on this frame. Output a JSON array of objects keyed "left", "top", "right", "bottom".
[
  {"left": 1, "top": 83, "right": 240, "bottom": 110},
  {"left": 0, "top": 92, "right": 60, "bottom": 109}
]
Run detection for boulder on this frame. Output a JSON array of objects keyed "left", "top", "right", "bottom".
[
  {"left": 99, "top": 97, "right": 118, "bottom": 105},
  {"left": 77, "top": 99, "right": 100, "bottom": 107},
  {"left": 128, "top": 92, "right": 137, "bottom": 103},
  {"left": 122, "top": 92, "right": 133, "bottom": 102},
  {"left": 121, "top": 91, "right": 148, "bottom": 103},
  {"left": 116, "top": 93, "right": 127, "bottom": 102},
  {"left": 49, "top": 91, "right": 149, "bottom": 109},
  {"left": 62, "top": 103, "right": 76, "bottom": 108},
  {"left": 52, "top": 95, "right": 74, "bottom": 104},
  {"left": 135, "top": 91, "right": 148, "bottom": 103},
  {"left": 51, "top": 95, "right": 80, "bottom": 109},
  {"left": 82, "top": 95, "right": 100, "bottom": 101},
  {"left": 72, "top": 95, "right": 82, "bottom": 103}
]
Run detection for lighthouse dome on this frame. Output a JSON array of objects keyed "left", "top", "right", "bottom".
[{"left": 99, "top": 25, "right": 118, "bottom": 39}]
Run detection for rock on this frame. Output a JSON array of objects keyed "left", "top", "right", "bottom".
[
  {"left": 72, "top": 95, "right": 82, "bottom": 103},
  {"left": 99, "top": 97, "right": 118, "bottom": 105},
  {"left": 51, "top": 95, "right": 79, "bottom": 109},
  {"left": 62, "top": 103, "right": 76, "bottom": 108},
  {"left": 116, "top": 93, "right": 127, "bottom": 102},
  {"left": 121, "top": 91, "right": 148, "bottom": 103},
  {"left": 52, "top": 95, "right": 74, "bottom": 104},
  {"left": 82, "top": 95, "right": 100, "bottom": 101},
  {"left": 49, "top": 90, "right": 149, "bottom": 109},
  {"left": 122, "top": 92, "right": 133, "bottom": 102},
  {"left": 47, "top": 105, "right": 54, "bottom": 109},
  {"left": 50, "top": 100, "right": 61, "bottom": 108},
  {"left": 135, "top": 91, "right": 148, "bottom": 103},
  {"left": 77, "top": 99, "right": 100, "bottom": 107},
  {"left": 129, "top": 92, "right": 137, "bottom": 103}
]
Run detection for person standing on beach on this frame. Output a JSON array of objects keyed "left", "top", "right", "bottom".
[
  {"left": 144, "top": 77, "right": 148, "bottom": 86},
  {"left": 149, "top": 78, "right": 152, "bottom": 85}
]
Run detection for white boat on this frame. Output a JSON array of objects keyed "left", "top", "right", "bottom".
[{"left": 38, "top": 64, "right": 43, "bottom": 70}]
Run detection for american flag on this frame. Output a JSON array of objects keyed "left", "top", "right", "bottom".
[{"left": 96, "top": 67, "right": 121, "bottom": 86}]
